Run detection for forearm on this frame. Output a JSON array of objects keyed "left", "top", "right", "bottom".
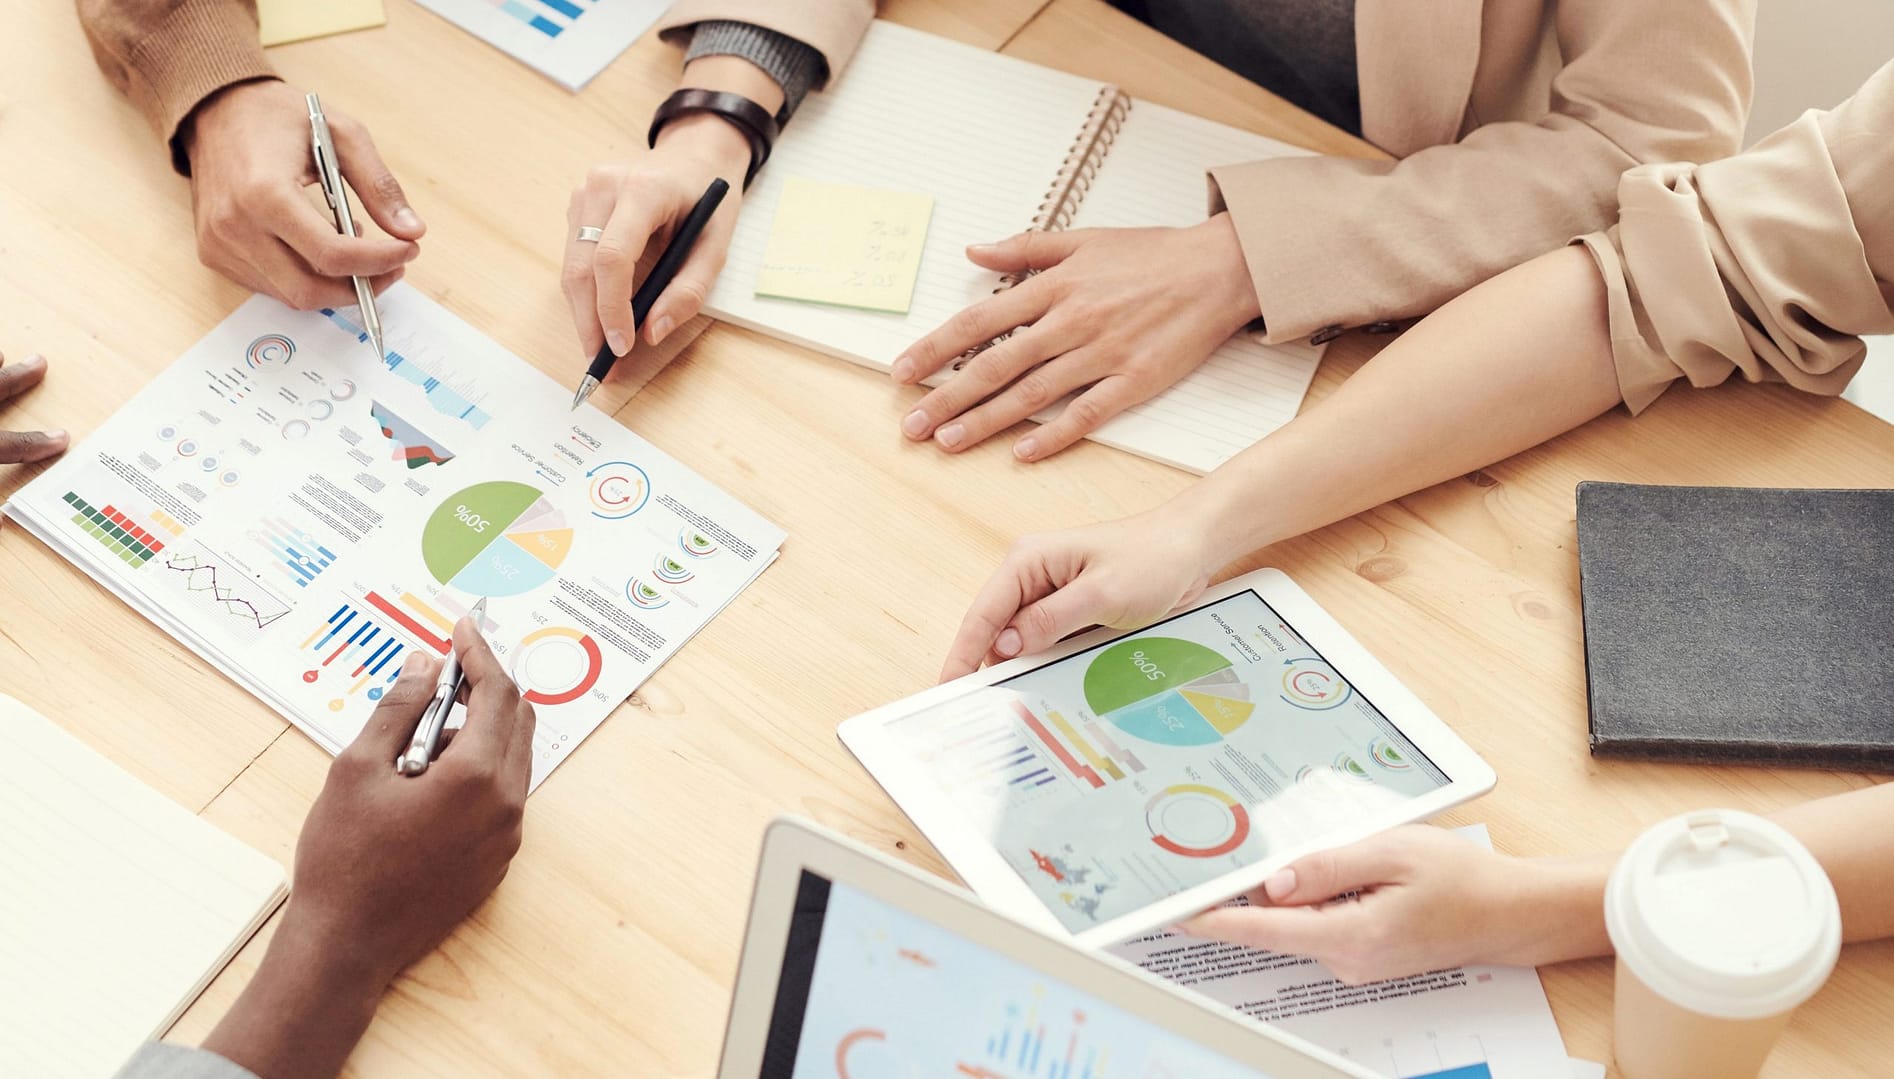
[
  {"left": 1185, "top": 245, "right": 1623, "bottom": 556},
  {"left": 200, "top": 909, "right": 388, "bottom": 1079},
  {"left": 1769, "top": 783, "right": 1894, "bottom": 943}
]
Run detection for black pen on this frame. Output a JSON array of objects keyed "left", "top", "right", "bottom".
[{"left": 571, "top": 178, "right": 730, "bottom": 410}]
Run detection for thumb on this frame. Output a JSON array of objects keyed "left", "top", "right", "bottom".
[
  {"left": 966, "top": 229, "right": 1086, "bottom": 272},
  {"left": 1264, "top": 837, "right": 1409, "bottom": 906},
  {"left": 345, "top": 652, "right": 442, "bottom": 762},
  {"left": 331, "top": 115, "right": 426, "bottom": 240},
  {"left": 999, "top": 577, "right": 1107, "bottom": 660}
]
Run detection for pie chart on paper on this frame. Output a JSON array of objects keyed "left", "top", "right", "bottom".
[
  {"left": 422, "top": 481, "right": 573, "bottom": 597},
  {"left": 1083, "top": 637, "right": 1256, "bottom": 747}
]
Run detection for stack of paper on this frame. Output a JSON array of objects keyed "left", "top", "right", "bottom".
[{"left": 2, "top": 285, "right": 785, "bottom": 790}]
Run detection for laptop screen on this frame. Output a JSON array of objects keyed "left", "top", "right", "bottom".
[{"left": 758, "top": 869, "right": 1290, "bottom": 1077}]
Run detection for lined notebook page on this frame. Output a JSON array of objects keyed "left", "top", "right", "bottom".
[
  {"left": 1068, "top": 101, "right": 1325, "bottom": 471},
  {"left": 0, "top": 695, "right": 287, "bottom": 1079},
  {"left": 707, "top": 20, "right": 1326, "bottom": 474}
]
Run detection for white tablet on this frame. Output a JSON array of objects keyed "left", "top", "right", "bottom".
[
  {"left": 717, "top": 817, "right": 1377, "bottom": 1079},
  {"left": 840, "top": 568, "right": 1496, "bottom": 945}
]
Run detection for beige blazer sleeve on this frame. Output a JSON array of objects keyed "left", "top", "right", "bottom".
[
  {"left": 1210, "top": 0, "right": 1754, "bottom": 344},
  {"left": 656, "top": 0, "right": 876, "bottom": 83},
  {"left": 1576, "top": 60, "right": 1894, "bottom": 415},
  {"left": 74, "top": 0, "right": 275, "bottom": 173}
]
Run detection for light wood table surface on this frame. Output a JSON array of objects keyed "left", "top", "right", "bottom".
[{"left": 2, "top": 0, "right": 1890, "bottom": 1075}]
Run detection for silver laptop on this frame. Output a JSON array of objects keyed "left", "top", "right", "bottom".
[{"left": 717, "top": 817, "right": 1377, "bottom": 1078}]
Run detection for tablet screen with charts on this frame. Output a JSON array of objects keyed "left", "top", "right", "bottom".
[{"left": 839, "top": 569, "right": 1495, "bottom": 944}]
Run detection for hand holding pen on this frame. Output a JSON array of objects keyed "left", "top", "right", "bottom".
[
  {"left": 397, "top": 598, "right": 491, "bottom": 775},
  {"left": 180, "top": 81, "right": 423, "bottom": 314}
]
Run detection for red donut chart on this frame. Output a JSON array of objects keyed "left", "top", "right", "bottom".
[{"left": 512, "top": 626, "right": 603, "bottom": 706}]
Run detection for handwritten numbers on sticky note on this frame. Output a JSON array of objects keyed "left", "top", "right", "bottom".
[{"left": 755, "top": 177, "right": 935, "bottom": 314}]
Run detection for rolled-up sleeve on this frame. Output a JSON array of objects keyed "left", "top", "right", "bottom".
[
  {"left": 75, "top": 0, "right": 276, "bottom": 173},
  {"left": 113, "top": 1043, "right": 259, "bottom": 1079},
  {"left": 1577, "top": 60, "right": 1894, "bottom": 414},
  {"left": 656, "top": 0, "right": 876, "bottom": 84}
]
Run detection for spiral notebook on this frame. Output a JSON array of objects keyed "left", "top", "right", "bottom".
[
  {"left": 706, "top": 20, "right": 1326, "bottom": 475},
  {"left": 0, "top": 694, "right": 287, "bottom": 1078}
]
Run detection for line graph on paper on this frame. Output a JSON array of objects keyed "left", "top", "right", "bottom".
[{"left": 161, "top": 544, "right": 292, "bottom": 632}]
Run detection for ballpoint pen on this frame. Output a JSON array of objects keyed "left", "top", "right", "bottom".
[
  {"left": 396, "top": 597, "right": 488, "bottom": 776},
  {"left": 306, "top": 92, "right": 386, "bottom": 359},
  {"left": 571, "top": 177, "right": 730, "bottom": 410}
]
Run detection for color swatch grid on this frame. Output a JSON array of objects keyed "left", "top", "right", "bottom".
[{"left": 63, "top": 492, "right": 182, "bottom": 567}]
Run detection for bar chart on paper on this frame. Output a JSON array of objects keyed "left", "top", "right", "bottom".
[{"left": 410, "top": 0, "right": 671, "bottom": 89}]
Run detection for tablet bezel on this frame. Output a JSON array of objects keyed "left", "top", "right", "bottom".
[
  {"left": 716, "top": 816, "right": 1379, "bottom": 1079},
  {"left": 838, "top": 567, "right": 1497, "bottom": 945}
]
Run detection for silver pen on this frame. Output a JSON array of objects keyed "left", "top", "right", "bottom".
[
  {"left": 306, "top": 92, "right": 385, "bottom": 358},
  {"left": 396, "top": 597, "right": 487, "bottom": 776}
]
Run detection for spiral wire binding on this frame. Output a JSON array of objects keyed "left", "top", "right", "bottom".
[{"left": 951, "top": 85, "right": 1133, "bottom": 370}]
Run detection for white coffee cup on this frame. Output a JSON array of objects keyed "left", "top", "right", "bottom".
[{"left": 1604, "top": 808, "right": 1841, "bottom": 1079}]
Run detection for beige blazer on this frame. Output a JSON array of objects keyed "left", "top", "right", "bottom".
[
  {"left": 661, "top": 0, "right": 1757, "bottom": 343},
  {"left": 1578, "top": 60, "right": 1894, "bottom": 415}
]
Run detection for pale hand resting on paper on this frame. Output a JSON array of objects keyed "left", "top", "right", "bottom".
[
  {"left": 184, "top": 80, "right": 424, "bottom": 309},
  {"left": 563, "top": 56, "right": 779, "bottom": 364},
  {"left": 0, "top": 350, "right": 67, "bottom": 463},
  {"left": 1175, "top": 826, "right": 1611, "bottom": 985},
  {"left": 197, "top": 620, "right": 532, "bottom": 1079},
  {"left": 941, "top": 510, "right": 1217, "bottom": 681},
  {"left": 893, "top": 214, "right": 1260, "bottom": 461}
]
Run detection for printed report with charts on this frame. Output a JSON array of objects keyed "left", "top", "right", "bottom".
[{"left": 3, "top": 286, "right": 785, "bottom": 790}]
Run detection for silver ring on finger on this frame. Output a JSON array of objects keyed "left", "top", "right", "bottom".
[{"left": 575, "top": 226, "right": 605, "bottom": 243}]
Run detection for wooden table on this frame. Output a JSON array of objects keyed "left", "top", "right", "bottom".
[{"left": 2, "top": 0, "right": 1890, "bottom": 1074}]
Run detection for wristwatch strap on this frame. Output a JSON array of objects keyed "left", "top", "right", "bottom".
[{"left": 648, "top": 88, "right": 779, "bottom": 189}]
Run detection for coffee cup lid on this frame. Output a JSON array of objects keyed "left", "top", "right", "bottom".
[{"left": 1605, "top": 809, "right": 1841, "bottom": 1020}]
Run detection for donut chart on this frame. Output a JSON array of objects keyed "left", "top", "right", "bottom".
[
  {"left": 1279, "top": 657, "right": 1351, "bottom": 710},
  {"left": 511, "top": 626, "right": 602, "bottom": 706},
  {"left": 1145, "top": 784, "right": 1250, "bottom": 858},
  {"left": 1083, "top": 637, "right": 1255, "bottom": 747},
  {"left": 586, "top": 461, "right": 650, "bottom": 520},
  {"left": 422, "top": 481, "right": 573, "bottom": 598}
]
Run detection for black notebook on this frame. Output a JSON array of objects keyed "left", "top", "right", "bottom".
[{"left": 1575, "top": 481, "right": 1894, "bottom": 770}]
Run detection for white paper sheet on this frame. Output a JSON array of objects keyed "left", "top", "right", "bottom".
[
  {"left": 1109, "top": 825, "right": 1573, "bottom": 1078},
  {"left": 3, "top": 285, "right": 784, "bottom": 790},
  {"left": 411, "top": 0, "right": 669, "bottom": 90}
]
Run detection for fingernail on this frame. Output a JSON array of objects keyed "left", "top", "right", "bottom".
[
  {"left": 649, "top": 315, "right": 674, "bottom": 344},
  {"left": 890, "top": 355, "right": 915, "bottom": 383},
  {"left": 606, "top": 329, "right": 630, "bottom": 356},
  {"left": 43, "top": 428, "right": 68, "bottom": 444},
  {"left": 935, "top": 423, "right": 965, "bottom": 449},
  {"left": 1263, "top": 868, "right": 1297, "bottom": 899},
  {"left": 996, "top": 628, "right": 1022, "bottom": 657},
  {"left": 967, "top": 243, "right": 999, "bottom": 256},
  {"left": 21, "top": 353, "right": 46, "bottom": 370},
  {"left": 902, "top": 409, "right": 931, "bottom": 439},
  {"left": 1014, "top": 436, "right": 1038, "bottom": 461},
  {"left": 395, "top": 208, "right": 422, "bottom": 231}
]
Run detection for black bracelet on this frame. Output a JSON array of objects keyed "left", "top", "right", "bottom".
[{"left": 648, "top": 88, "right": 779, "bottom": 189}]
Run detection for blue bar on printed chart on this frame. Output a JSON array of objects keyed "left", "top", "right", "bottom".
[
  {"left": 536, "top": 0, "right": 584, "bottom": 18},
  {"left": 1418, "top": 1066, "right": 1494, "bottom": 1079},
  {"left": 501, "top": 0, "right": 563, "bottom": 36},
  {"left": 253, "top": 516, "right": 337, "bottom": 589}
]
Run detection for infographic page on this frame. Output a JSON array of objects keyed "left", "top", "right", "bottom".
[
  {"left": 887, "top": 592, "right": 1449, "bottom": 931},
  {"left": 6, "top": 287, "right": 784, "bottom": 789}
]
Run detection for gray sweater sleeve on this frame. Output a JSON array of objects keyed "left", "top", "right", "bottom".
[
  {"left": 113, "top": 1043, "right": 260, "bottom": 1079},
  {"left": 683, "top": 20, "right": 827, "bottom": 121}
]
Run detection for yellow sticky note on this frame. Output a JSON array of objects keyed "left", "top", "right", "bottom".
[
  {"left": 755, "top": 177, "right": 934, "bottom": 314},
  {"left": 257, "top": 0, "right": 387, "bottom": 46}
]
